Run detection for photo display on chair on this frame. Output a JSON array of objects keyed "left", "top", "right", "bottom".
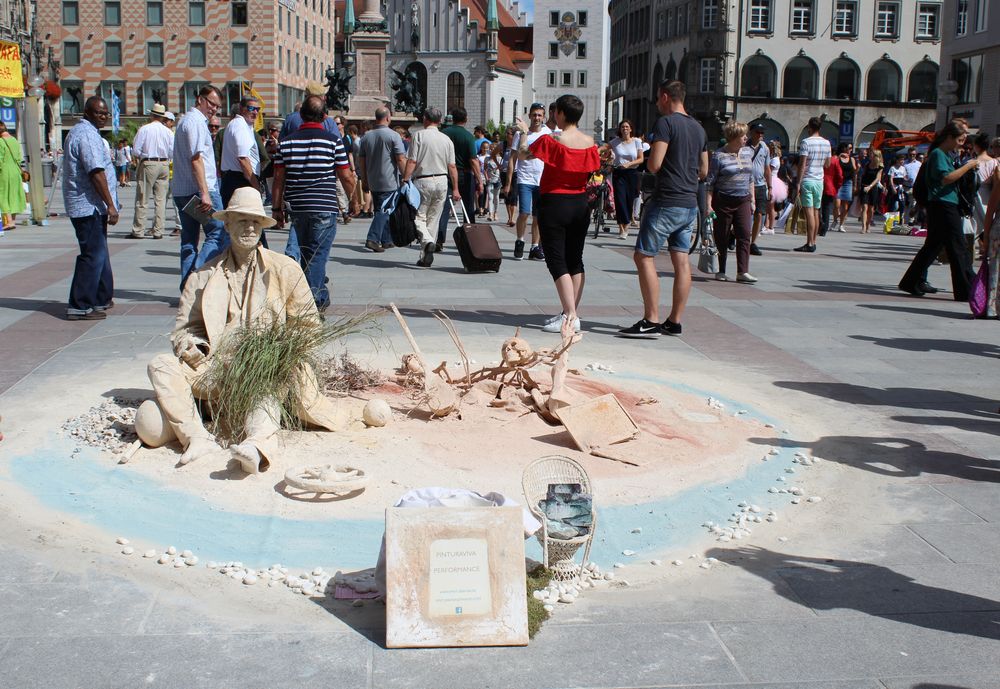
[{"left": 538, "top": 483, "right": 593, "bottom": 539}]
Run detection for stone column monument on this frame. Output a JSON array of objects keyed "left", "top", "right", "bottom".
[{"left": 345, "top": 0, "right": 390, "bottom": 118}]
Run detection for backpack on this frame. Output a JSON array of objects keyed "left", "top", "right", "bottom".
[
  {"left": 389, "top": 194, "right": 418, "bottom": 247},
  {"left": 956, "top": 166, "right": 979, "bottom": 217}
]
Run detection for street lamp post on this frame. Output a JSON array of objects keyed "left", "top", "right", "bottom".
[{"left": 24, "top": 74, "right": 47, "bottom": 225}]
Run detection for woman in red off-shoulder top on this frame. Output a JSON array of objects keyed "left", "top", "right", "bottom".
[{"left": 514, "top": 94, "right": 600, "bottom": 339}]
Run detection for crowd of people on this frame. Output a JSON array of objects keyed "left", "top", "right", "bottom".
[{"left": 57, "top": 77, "right": 1000, "bottom": 325}]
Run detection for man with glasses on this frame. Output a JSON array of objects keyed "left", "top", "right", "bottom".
[
  {"left": 62, "top": 96, "right": 119, "bottom": 320},
  {"left": 505, "top": 102, "right": 550, "bottom": 260},
  {"left": 220, "top": 97, "right": 263, "bottom": 206},
  {"left": 172, "top": 85, "right": 229, "bottom": 288}
]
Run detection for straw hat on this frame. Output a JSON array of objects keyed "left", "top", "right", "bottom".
[
  {"left": 305, "top": 81, "right": 327, "bottom": 96},
  {"left": 163, "top": 111, "right": 175, "bottom": 121},
  {"left": 213, "top": 188, "right": 277, "bottom": 228},
  {"left": 148, "top": 103, "right": 168, "bottom": 117}
]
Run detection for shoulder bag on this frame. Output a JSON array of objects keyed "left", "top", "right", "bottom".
[{"left": 697, "top": 215, "right": 719, "bottom": 274}]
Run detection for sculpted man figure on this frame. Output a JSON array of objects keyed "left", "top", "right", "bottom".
[{"left": 147, "top": 187, "right": 343, "bottom": 473}]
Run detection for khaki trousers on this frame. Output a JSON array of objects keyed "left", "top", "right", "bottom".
[
  {"left": 414, "top": 177, "right": 448, "bottom": 246},
  {"left": 132, "top": 160, "right": 170, "bottom": 237}
]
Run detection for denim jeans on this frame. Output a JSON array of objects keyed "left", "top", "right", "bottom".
[
  {"left": 284, "top": 219, "right": 300, "bottom": 262},
  {"left": 291, "top": 211, "right": 338, "bottom": 309},
  {"left": 174, "top": 188, "right": 230, "bottom": 289},
  {"left": 67, "top": 211, "right": 114, "bottom": 315},
  {"left": 366, "top": 190, "right": 394, "bottom": 245}
]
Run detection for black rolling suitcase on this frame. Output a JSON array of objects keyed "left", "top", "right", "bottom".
[{"left": 451, "top": 199, "right": 502, "bottom": 273}]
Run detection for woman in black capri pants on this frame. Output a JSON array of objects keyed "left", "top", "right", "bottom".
[{"left": 514, "top": 95, "right": 600, "bottom": 338}]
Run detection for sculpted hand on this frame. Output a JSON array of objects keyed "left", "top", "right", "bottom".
[
  {"left": 179, "top": 436, "right": 224, "bottom": 465},
  {"left": 178, "top": 338, "right": 208, "bottom": 367}
]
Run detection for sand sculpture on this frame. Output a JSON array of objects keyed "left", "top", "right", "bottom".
[{"left": 146, "top": 188, "right": 344, "bottom": 474}]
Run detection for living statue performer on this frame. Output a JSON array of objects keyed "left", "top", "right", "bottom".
[{"left": 147, "top": 187, "right": 343, "bottom": 473}]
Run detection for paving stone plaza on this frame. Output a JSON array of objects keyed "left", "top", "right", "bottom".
[{"left": 0, "top": 184, "right": 997, "bottom": 688}]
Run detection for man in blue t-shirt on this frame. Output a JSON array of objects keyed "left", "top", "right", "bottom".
[{"left": 619, "top": 80, "right": 708, "bottom": 339}]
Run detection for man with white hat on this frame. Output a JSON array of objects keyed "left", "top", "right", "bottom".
[
  {"left": 147, "top": 186, "right": 344, "bottom": 471},
  {"left": 129, "top": 102, "right": 174, "bottom": 239}
]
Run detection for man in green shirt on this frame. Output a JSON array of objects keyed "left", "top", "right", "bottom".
[{"left": 436, "top": 107, "right": 482, "bottom": 248}]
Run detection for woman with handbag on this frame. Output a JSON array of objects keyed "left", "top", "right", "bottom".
[
  {"left": 0, "top": 122, "right": 27, "bottom": 233},
  {"left": 609, "top": 120, "right": 644, "bottom": 240},
  {"left": 859, "top": 150, "right": 884, "bottom": 234},
  {"left": 706, "top": 121, "right": 757, "bottom": 284},
  {"left": 898, "top": 121, "right": 980, "bottom": 299}
]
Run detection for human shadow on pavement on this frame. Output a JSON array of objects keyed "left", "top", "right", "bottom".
[
  {"left": 709, "top": 546, "right": 1000, "bottom": 641},
  {"left": 858, "top": 303, "right": 970, "bottom": 320},
  {"left": 749, "top": 435, "right": 1000, "bottom": 483},
  {"left": 0, "top": 297, "right": 67, "bottom": 315},
  {"left": 850, "top": 334, "right": 1000, "bottom": 359},
  {"left": 892, "top": 414, "right": 999, "bottom": 437},
  {"left": 794, "top": 280, "right": 904, "bottom": 297},
  {"left": 774, "top": 381, "right": 998, "bottom": 418}
]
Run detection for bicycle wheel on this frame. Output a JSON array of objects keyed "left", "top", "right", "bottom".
[{"left": 592, "top": 200, "right": 603, "bottom": 238}]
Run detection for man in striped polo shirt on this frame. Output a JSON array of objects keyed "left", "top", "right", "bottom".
[{"left": 271, "top": 96, "right": 358, "bottom": 310}]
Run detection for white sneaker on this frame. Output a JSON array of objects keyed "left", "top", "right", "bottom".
[
  {"left": 715, "top": 272, "right": 729, "bottom": 282},
  {"left": 737, "top": 272, "right": 758, "bottom": 283},
  {"left": 837, "top": 224, "right": 846, "bottom": 233},
  {"left": 542, "top": 314, "right": 581, "bottom": 333}
]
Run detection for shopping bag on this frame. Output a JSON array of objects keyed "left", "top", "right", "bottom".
[
  {"left": 969, "top": 261, "right": 989, "bottom": 318},
  {"left": 697, "top": 216, "right": 718, "bottom": 274}
]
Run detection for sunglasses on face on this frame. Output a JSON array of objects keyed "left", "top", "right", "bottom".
[
  {"left": 209, "top": 125, "right": 220, "bottom": 130},
  {"left": 245, "top": 106, "right": 260, "bottom": 113}
]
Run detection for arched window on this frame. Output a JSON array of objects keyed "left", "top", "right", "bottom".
[
  {"left": 796, "top": 120, "right": 840, "bottom": 149},
  {"left": 513, "top": 99, "right": 518, "bottom": 118},
  {"left": 856, "top": 119, "right": 898, "bottom": 150},
  {"left": 825, "top": 57, "right": 860, "bottom": 100},
  {"left": 665, "top": 54, "right": 677, "bottom": 81},
  {"left": 652, "top": 62, "right": 664, "bottom": 101},
  {"left": 446, "top": 72, "right": 464, "bottom": 113},
  {"left": 748, "top": 117, "right": 789, "bottom": 150},
  {"left": 907, "top": 61, "right": 939, "bottom": 103},
  {"left": 405, "top": 61, "right": 428, "bottom": 110},
  {"left": 866, "top": 58, "right": 901, "bottom": 101},
  {"left": 500, "top": 97, "right": 506, "bottom": 123},
  {"left": 783, "top": 56, "right": 818, "bottom": 99},
  {"left": 740, "top": 55, "right": 776, "bottom": 98}
]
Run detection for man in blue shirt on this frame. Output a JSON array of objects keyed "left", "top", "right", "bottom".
[
  {"left": 62, "top": 96, "right": 119, "bottom": 320},
  {"left": 172, "top": 85, "right": 229, "bottom": 288}
]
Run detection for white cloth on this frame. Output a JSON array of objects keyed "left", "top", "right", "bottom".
[
  {"left": 903, "top": 160, "right": 922, "bottom": 185},
  {"left": 798, "top": 135, "right": 831, "bottom": 183},
  {"left": 413, "top": 176, "right": 448, "bottom": 245},
  {"left": 221, "top": 116, "right": 260, "bottom": 175},
  {"left": 610, "top": 136, "right": 642, "bottom": 167},
  {"left": 512, "top": 126, "right": 551, "bottom": 186},
  {"left": 132, "top": 121, "right": 174, "bottom": 159}
]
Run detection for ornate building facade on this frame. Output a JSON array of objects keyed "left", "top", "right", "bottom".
[{"left": 609, "top": 0, "right": 943, "bottom": 150}]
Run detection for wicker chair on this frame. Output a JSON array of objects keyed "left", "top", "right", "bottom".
[{"left": 522, "top": 455, "right": 596, "bottom": 580}]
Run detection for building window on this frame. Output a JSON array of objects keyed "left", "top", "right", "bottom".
[
  {"left": 866, "top": 58, "right": 901, "bottom": 100},
  {"left": 232, "top": 42, "right": 248, "bottom": 67},
  {"left": 278, "top": 49, "right": 283, "bottom": 71},
  {"left": 740, "top": 55, "right": 776, "bottom": 97},
  {"left": 954, "top": 53, "right": 983, "bottom": 104},
  {"left": 790, "top": 0, "right": 814, "bottom": 34},
  {"left": 104, "top": 1, "right": 120, "bottom": 25},
  {"left": 98, "top": 81, "right": 125, "bottom": 113},
  {"left": 62, "top": 0, "right": 79, "bottom": 25},
  {"left": 577, "top": 42, "right": 587, "bottom": 58},
  {"left": 182, "top": 81, "right": 208, "bottom": 111},
  {"left": 748, "top": 0, "right": 771, "bottom": 33},
  {"left": 783, "top": 56, "right": 818, "bottom": 99},
  {"left": 656, "top": 10, "right": 667, "bottom": 39},
  {"left": 956, "top": 0, "right": 968, "bottom": 35},
  {"left": 549, "top": 10, "right": 559, "bottom": 26},
  {"left": 702, "top": 0, "right": 718, "bottom": 29},
  {"left": 146, "top": 1, "right": 163, "bottom": 25},
  {"left": 296, "top": 16, "right": 300, "bottom": 38},
  {"left": 547, "top": 70, "right": 557, "bottom": 87},
  {"left": 278, "top": 7, "right": 283, "bottom": 30},
  {"left": 908, "top": 60, "right": 938, "bottom": 102},
  {"left": 295, "top": 53, "right": 300, "bottom": 76},
  {"left": 561, "top": 71, "right": 572, "bottom": 86},
  {"left": 105, "top": 41, "right": 122, "bottom": 66},
  {"left": 549, "top": 42, "right": 558, "bottom": 59},
  {"left": 61, "top": 80, "right": 84, "bottom": 114},
  {"left": 875, "top": 2, "right": 899, "bottom": 38},
  {"left": 500, "top": 98, "right": 505, "bottom": 122},
  {"left": 63, "top": 41, "right": 81, "bottom": 66},
  {"left": 189, "top": 0, "right": 205, "bottom": 25},
  {"left": 824, "top": 57, "right": 860, "bottom": 99},
  {"left": 189, "top": 42, "right": 206, "bottom": 67},
  {"left": 147, "top": 42, "right": 164, "bottom": 66},
  {"left": 916, "top": 3, "right": 941, "bottom": 39},
  {"left": 232, "top": 0, "right": 248, "bottom": 26},
  {"left": 699, "top": 57, "right": 717, "bottom": 93},
  {"left": 446, "top": 72, "right": 465, "bottom": 112},
  {"left": 578, "top": 10, "right": 588, "bottom": 26},
  {"left": 832, "top": 0, "right": 858, "bottom": 37},
  {"left": 974, "top": 0, "right": 988, "bottom": 31},
  {"left": 578, "top": 71, "right": 587, "bottom": 87},
  {"left": 225, "top": 82, "right": 241, "bottom": 113},
  {"left": 141, "top": 81, "right": 167, "bottom": 112}
]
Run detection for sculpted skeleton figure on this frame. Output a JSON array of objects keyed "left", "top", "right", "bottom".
[{"left": 147, "top": 188, "right": 342, "bottom": 473}]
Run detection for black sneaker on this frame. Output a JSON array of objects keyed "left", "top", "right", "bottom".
[
  {"left": 660, "top": 319, "right": 682, "bottom": 336},
  {"left": 67, "top": 309, "right": 107, "bottom": 321},
  {"left": 435, "top": 242, "right": 444, "bottom": 253},
  {"left": 513, "top": 239, "right": 525, "bottom": 260},
  {"left": 750, "top": 243, "right": 762, "bottom": 256},
  {"left": 618, "top": 319, "right": 661, "bottom": 338},
  {"left": 528, "top": 245, "right": 545, "bottom": 261},
  {"left": 416, "top": 242, "right": 435, "bottom": 267},
  {"left": 793, "top": 244, "right": 811, "bottom": 252}
]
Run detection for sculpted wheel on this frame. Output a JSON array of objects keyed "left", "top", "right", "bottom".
[{"left": 283, "top": 464, "right": 369, "bottom": 495}]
